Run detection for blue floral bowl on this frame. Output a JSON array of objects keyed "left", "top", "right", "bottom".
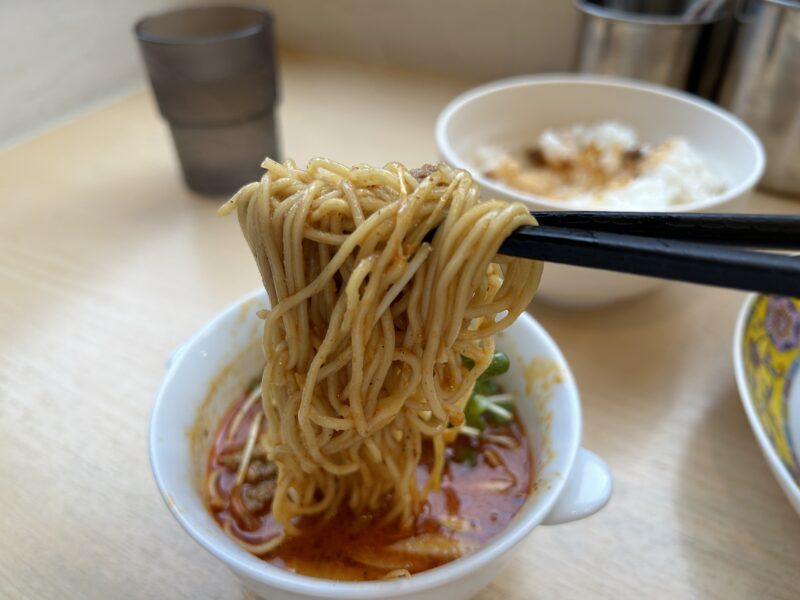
[{"left": 734, "top": 295, "right": 800, "bottom": 515}]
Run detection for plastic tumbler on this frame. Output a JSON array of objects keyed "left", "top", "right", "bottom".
[{"left": 135, "top": 6, "right": 279, "bottom": 196}]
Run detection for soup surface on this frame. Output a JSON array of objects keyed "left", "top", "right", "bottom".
[{"left": 206, "top": 382, "right": 534, "bottom": 580}]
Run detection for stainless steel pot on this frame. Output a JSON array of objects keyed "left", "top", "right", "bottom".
[
  {"left": 574, "top": 0, "right": 728, "bottom": 97},
  {"left": 719, "top": 0, "right": 800, "bottom": 197}
]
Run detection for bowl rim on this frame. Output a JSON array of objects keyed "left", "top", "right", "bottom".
[
  {"left": 435, "top": 73, "right": 766, "bottom": 212},
  {"left": 149, "top": 289, "right": 583, "bottom": 598},
  {"left": 732, "top": 293, "right": 800, "bottom": 509}
]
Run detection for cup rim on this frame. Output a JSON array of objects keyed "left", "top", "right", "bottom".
[
  {"left": 149, "top": 289, "right": 583, "bottom": 598},
  {"left": 763, "top": 0, "right": 800, "bottom": 11},
  {"left": 573, "top": 0, "right": 726, "bottom": 25},
  {"left": 134, "top": 5, "right": 272, "bottom": 46},
  {"left": 435, "top": 73, "right": 766, "bottom": 213}
]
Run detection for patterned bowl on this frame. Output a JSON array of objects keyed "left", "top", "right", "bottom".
[{"left": 734, "top": 295, "right": 800, "bottom": 515}]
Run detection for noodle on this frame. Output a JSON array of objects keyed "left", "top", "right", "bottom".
[
  {"left": 220, "top": 158, "right": 542, "bottom": 533},
  {"left": 227, "top": 385, "right": 262, "bottom": 443},
  {"left": 223, "top": 520, "right": 285, "bottom": 556},
  {"left": 236, "top": 412, "right": 263, "bottom": 486},
  {"left": 384, "top": 569, "right": 412, "bottom": 579},
  {"left": 207, "top": 468, "right": 225, "bottom": 509}
]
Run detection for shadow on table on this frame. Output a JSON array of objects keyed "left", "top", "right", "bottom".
[{"left": 676, "top": 383, "right": 800, "bottom": 598}]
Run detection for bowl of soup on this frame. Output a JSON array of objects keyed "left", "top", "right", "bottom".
[
  {"left": 436, "top": 75, "right": 765, "bottom": 307},
  {"left": 150, "top": 289, "right": 612, "bottom": 600}
]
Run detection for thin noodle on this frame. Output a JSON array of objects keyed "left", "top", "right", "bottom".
[
  {"left": 207, "top": 468, "right": 225, "bottom": 509},
  {"left": 482, "top": 434, "right": 518, "bottom": 449},
  {"left": 236, "top": 412, "right": 263, "bottom": 486},
  {"left": 223, "top": 520, "right": 285, "bottom": 555},
  {"left": 384, "top": 569, "right": 412, "bottom": 579},
  {"left": 220, "top": 159, "right": 541, "bottom": 531},
  {"left": 228, "top": 386, "right": 262, "bottom": 443}
]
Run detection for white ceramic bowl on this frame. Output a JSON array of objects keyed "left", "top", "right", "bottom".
[
  {"left": 150, "top": 289, "right": 612, "bottom": 600},
  {"left": 436, "top": 75, "right": 765, "bottom": 308}
]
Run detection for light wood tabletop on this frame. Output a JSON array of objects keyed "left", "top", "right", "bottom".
[{"left": 2, "top": 51, "right": 799, "bottom": 599}]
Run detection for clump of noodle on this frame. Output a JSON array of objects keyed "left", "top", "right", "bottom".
[{"left": 220, "top": 158, "right": 541, "bottom": 533}]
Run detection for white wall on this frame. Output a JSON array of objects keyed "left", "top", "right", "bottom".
[
  {"left": 267, "top": 0, "right": 580, "bottom": 80},
  {"left": 0, "top": 0, "right": 198, "bottom": 145},
  {"left": 0, "top": 0, "right": 580, "bottom": 145}
]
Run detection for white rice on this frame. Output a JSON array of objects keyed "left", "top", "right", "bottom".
[{"left": 478, "top": 121, "right": 727, "bottom": 210}]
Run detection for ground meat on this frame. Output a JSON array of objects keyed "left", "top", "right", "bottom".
[
  {"left": 623, "top": 148, "right": 644, "bottom": 163},
  {"left": 411, "top": 164, "right": 439, "bottom": 180},
  {"left": 242, "top": 479, "right": 277, "bottom": 514},
  {"left": 246, "top": 459, "right": 277, "bottom": 483},
  {"left": 217, "top": 452, "right": 241, "bottom": 470},
  {"left": 525, "top": 147, "right": 547, "bottom": 166}
]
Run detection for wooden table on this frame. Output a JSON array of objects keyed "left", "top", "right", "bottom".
[{"left": 3, "top": 51, "right": 799, "bottom": 599}]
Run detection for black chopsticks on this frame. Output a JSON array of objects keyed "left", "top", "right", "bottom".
[
  {"left": 497, "top": 212, "right": 800, "bottom": 297},
  {"left": 529, "top": 212, "right": 800, "bottom": 249}
]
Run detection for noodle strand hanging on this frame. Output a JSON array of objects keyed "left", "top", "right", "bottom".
[{"left": 219, "top": 158, "right": 542, "bottom": 533}]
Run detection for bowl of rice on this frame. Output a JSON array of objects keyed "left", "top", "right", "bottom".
[{"left": 436, "top": 75, "right": 765, "bottom": 308}]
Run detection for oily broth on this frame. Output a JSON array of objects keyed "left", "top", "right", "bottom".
[{"left": 206, "top": 385, "right": 534, "bottom": 581}]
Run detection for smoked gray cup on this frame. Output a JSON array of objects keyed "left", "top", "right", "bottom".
[{"left": 135, "top": 6, "right": 279, "bottom": 196}]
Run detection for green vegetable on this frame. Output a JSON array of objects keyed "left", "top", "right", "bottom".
[
  {"left": 493, "top": 398, "right": 514, "bottom": 412},
  {"left": 465, "top": 391, "right": 516, "bottom": 432},
  {"left": 459, "top": 425, "right": 481, "bottom": 437},
  {"left": 482, "top": 352, "right": 510, "bottom": 377},
  {"left": 464, "top": 394, "right": 487, "bottom": 431},
  {"left": 484, "top": 400, "right": 513, "bottom": 424},
  {"left": 474, "top": 378, "right": 500, "bottom": 396},
  {"left": 462, "top": 352, "right": 514, "bottom": 434},
  {"left": 459, "top": 446, "right": 478, "bottom": 467},
  {"left": 249, "top": 377, "right": 260, "bottom": 391},
  {"left": 485, "top": 392, "right": 514, "bottom": 410}
]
